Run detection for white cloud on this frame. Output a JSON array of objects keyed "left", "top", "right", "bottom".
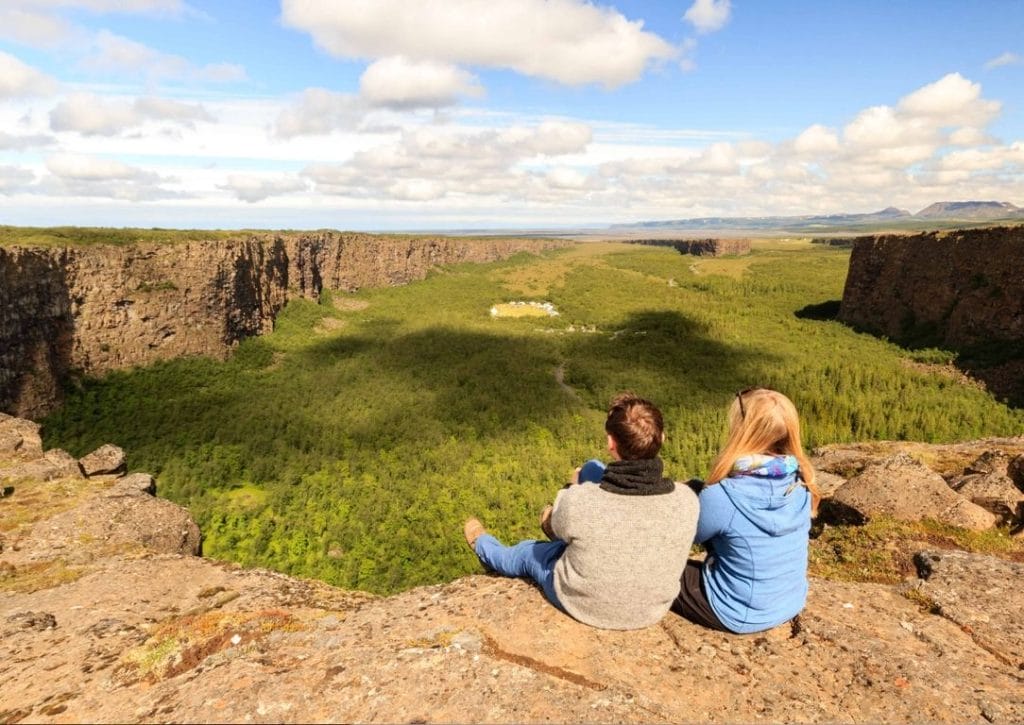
[
  {"left": 792, "top": 124, "right": 840, "bottom": 155},
  {"left": 80, "top": 30, "right": 246, "bottom": 83},
  {"left": 218, "top": 174, "right": 308, "bottom": 203},
  {"left": 49, "top": 92, "right": 214, "bottom": 135},
  {"left": 683, "top": 0, "right": 732, "bottom": 34},
  {"left": 984, "top": 51, "right": 1022, "bottom": 70},
  {"left": 359, "top": 56, "right": 484, "bottom": 109},
  {"left": 43, "top": 151, "right": 180, "bottom": 201},
  {"left": 301, "top": 119, "right": 594, "bottom": 202},
  {"left": 134, "top": 96, "right": 214, "bottom": 123},
  {"left": 273, "top": 88, "right": 365, "bottom": 138},
  {"left": 0, "top": 131, "right": 56, "bottom": 150},
  {"left": 0, "top": 9, "right": 77, "bottom": 47},
  {"left": 897, "top": 72, "right": 1000, "bottom": 126},
  {"left": 0, "top": 165, "right": 36, "bottom": 193},
  {"left": 0, "top": 51, "right": 58, "bottom": 98},
  {"left": 9, "top": 0, "right": 186, "bottom": 14},
  {"left": 46, "top": 152, "right": 160, "bottom": 181},
  {"left": 280, "top": 0, "right": 677, "bottom": 88}
]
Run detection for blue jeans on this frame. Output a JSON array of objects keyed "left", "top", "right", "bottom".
[{"left": 474, "top": 534, "right": 566, "bottom": 610}]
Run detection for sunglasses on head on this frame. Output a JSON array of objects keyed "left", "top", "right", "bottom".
[{"left": 735, "top": 387, "right": 762, "bottom": 419}]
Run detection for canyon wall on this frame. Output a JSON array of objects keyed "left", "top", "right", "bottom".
[
  {"left": 838, "top": 226, "right": 1024, "bottom": 405},
  {"left": 0, "top": 233, "right": 567, "bottom": 419},
  {"left": 838, "top": 226, "right": 1024, "bottom": 347}
]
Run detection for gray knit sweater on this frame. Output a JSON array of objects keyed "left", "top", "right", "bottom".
[{"left": 549, "top": 482, "right": 699, "bottom": 630}]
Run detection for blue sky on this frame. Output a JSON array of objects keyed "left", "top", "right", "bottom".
[{"left": 0, "top": 0, "right": 1021, "bottom": 230}]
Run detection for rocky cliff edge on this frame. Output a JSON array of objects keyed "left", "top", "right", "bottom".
[{"left": 2, "top": 416, "right": 1023, "bottom": 724}]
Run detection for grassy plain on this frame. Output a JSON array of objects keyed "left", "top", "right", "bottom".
[{"left": 42, "top": 240, "right": 1024, "bottom": 594}]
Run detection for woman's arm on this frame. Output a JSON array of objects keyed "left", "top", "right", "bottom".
[{"left": 695, "top": 485, "right": 734, "bottom": 544}]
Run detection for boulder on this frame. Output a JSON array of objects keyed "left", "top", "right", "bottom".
[
  {"left": 831, "top": 453, "right": 996, "bottom": 530},
  {"left": 109, "top": 472, "right": 156, "bottom": 496},
  {"left": 950, "top": 452, "right": 1024, "bottom": 525},
  {"left": 813, "top": 469, "right": 847, "bottom": 498},
  {"left": 0, "top": 413, "right": 44, "bottom": 459},
  {"left": 79, "top": 444, "right": 126, "bottom": 477}
]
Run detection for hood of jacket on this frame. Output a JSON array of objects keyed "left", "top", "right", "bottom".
[{"left": 717, "top": 454, "right": 809, "bottom": 536}]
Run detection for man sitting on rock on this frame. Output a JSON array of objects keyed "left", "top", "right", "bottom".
[{"left": 463, "top": 393, "right": 699, "bottom": 630}]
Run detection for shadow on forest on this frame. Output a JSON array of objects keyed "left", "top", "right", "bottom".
[
  {"left": 794, "top": 302, "right": 1024, "bottom": 409},
  {"left": 43, "top": 309, "right": 777, "bottom": 482}
]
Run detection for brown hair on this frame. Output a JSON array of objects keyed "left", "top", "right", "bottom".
[
  {"left": 605, "top": 393, "right": 664, "bottom": 460},
  {"left": 708, "top": 388, "right": 820, "bottom": 509}
]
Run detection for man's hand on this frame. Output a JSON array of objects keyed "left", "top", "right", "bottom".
[
  {"left": 570, "top": 466, "right": 582, "bottom": 485},
  {"left": 539, "top": 504, "right": 556, "bottom": 540}
]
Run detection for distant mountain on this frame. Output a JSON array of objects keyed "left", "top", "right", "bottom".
[
  {"left": 608, "top": 207, "right": 913, "bottom": 233},
  {"left": 606, "top": 201, "right": 1023, "bottom": 235},
  {"left": 914, "top": 201, "right": 1024, "bottom": 220}
]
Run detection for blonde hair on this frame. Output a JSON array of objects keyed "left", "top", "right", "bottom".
[{"left": 707, "top": 388, "right": 820, "bottom": 509}]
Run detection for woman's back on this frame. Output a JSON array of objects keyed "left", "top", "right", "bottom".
[{"left": 697, "top": 454, "right": 811, "bottom": 633}]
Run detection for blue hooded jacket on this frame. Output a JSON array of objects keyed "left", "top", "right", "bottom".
[{"left": 697, "top": 455, "right": 811, "bottom": 633}]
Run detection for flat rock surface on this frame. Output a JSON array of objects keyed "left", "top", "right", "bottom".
[
  {"left": 2, "top": 559, "right": 1023, "bottom": 724},
  {"left": 914, "top": 549, "right": 1024, "bottom": 670}
]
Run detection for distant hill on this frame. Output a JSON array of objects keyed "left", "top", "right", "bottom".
[
  {"left": 606, "top": 201, "right": 1024, "bottom": 236},
  {"left": 914, "top": 200, "right": 1024, "bottom": 220}
]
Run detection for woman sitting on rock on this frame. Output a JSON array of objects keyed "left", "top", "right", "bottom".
[
  {"left": 672, "top": 387, "right": 820, "bottom": 634},
  {"left": 464, "top": 393, "right": 698, "bottom": 630}
]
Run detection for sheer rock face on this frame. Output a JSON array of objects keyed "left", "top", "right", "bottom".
[
  {"left": 0, "top": 234, "right": 567, "bottom": 419},
  {"left": 2, "top": 419, "right": 1024, "bottom": 724},
  {"left": 838, "top": 226, "right": 1024, "bottom": 349}
]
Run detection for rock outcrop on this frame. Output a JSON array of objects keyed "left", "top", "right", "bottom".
[
  {"left": 0, "top": 233, "right": 567, "bottom": 419},
  {"left": 828, "top": 453, "right": 998, "bottom": 530},
  {"left": 628, "top": 238, "right": 752, "bottom": 256},
  {"left": 837, "top": 226, "right": 1024, "bottom": 403},
  {"left": 812, "top": 437, "right": 1024, "bottom": 531},
  {"left": 3, "top": 418, "right": 1024, "bottom": 723}
]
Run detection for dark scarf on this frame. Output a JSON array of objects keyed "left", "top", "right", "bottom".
[{"left": 599, "top": 458, "right": 675, "bottom": 496}]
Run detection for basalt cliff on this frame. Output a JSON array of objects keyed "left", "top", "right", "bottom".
[
  {"left": 2, "top": 414, "right": 1023, "bottom": 724},
  {"left": 838, "top": 225, "right": 1024, "bottom": 404},
  {"left": 0, "top": 233, "right": 567, "bottom": 419}
]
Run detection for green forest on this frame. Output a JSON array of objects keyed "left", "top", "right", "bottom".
[{"left": 42, "top": 240, "right": 1024, "bottom": 594}]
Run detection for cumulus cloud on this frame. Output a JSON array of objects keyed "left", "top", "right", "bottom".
[
  {"left": 49, "top": 92, "right": 213, "bottom": 135},
  {"left": 586, "top": 73, "right": 1021, "bottom": 218},
  {"left": 0, "top": 165, "right": 36, "bottom": 193},
  {"left": 301, "top": 119, "right": 593, "bottom": 202},
  {"left": 7, "top": 0, "right": 185, "bottom": 14},
  {"left": 359, "top": 56, "right": 484, "bottom": 109},
  {"left": 218, "top": 174, "right": 308, "bottom": 203},
  {"left": 0, "top": 51, "right": 58, "bottom": 98},
  {"left": 0, "top": 9, "right": 76, "bottom": 48},
  {"left": 897, "top": 73, "right": 1000, "bottom": 126},
  {"left": 43, "top": 151, "right": 180, "bottom": 201},
  {"left": 272, "top": 88, "right": 365, "bottom": 138},
  {"left": 80, "top": 30, "right": 246, "bottom": 83},
  {"left": 984, "top": 51, "right": 1021, "bottom": 70},
  {"left": 792, "top": 124, "right": 840, "bottom": 155},
  {"left": 280, "top": 0, "right": 676, "bottom": 88},
  {"left": 683, "top": 0, "right": 731, "bottom": 34},
  {"left": 0, "top": 1, "right": 187, "bottom": 49},
  {"left": 0, "top": 131, "right": 56, "bottom": 151}
]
